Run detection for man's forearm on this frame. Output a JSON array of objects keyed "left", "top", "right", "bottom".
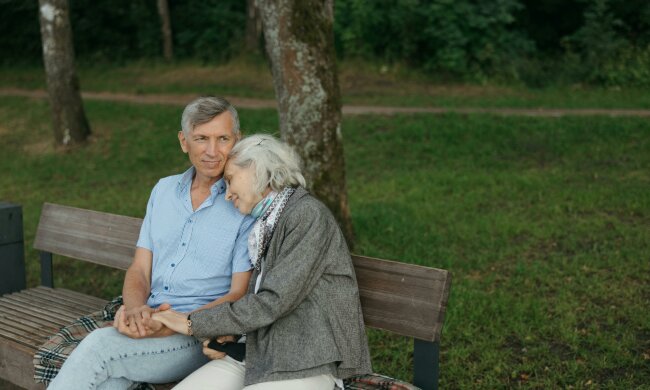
[{"left": 122, "top": 266, "right": 151, "bottom": 309}]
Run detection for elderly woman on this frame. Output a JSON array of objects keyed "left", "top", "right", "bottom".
[{"left": 151, "top": 134, "right": 371, "bottom": 389}]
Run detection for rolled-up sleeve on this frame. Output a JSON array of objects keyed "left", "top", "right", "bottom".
[{"left": 136, "top": 182, "right": 159, "bottom": 251}]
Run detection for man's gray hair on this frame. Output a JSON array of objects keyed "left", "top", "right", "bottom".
[
  {"left": 228, "top": 134, "right": 306, "bottom": 194},
  {"left": 181, "top": 96, "right": 240, "bottom": 136}
]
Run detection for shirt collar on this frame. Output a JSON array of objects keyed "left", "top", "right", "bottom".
[{"left": 176, "top": 166, "right": 227, "bottom": 199}]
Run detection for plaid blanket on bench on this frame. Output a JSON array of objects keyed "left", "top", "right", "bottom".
[
  {"left": 32, "top": 296, "right": 155, "bottom": 389},
  {"left": 33, "top": 296, "right": 420, "bottom": 390}
]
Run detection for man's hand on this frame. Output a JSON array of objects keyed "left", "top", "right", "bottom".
[
  {"left": 114, "top": 305, "right": 136, "bottom": 337},
  {"left": 126, "top": 304, "right": 153, "bottom": 337},
  {"left": 114, "top": 304, "right": 174, "bottom": 338}
]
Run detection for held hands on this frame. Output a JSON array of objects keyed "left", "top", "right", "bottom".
[
  {"left": 149, "top": 303, "right": 191, "bottom": 335},
  {"left": 114, "top": 304, "right": 174, "bottom": 338}
]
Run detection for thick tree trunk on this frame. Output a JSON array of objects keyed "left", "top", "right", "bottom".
[
  {"left": 245, "top": 0, "right": 262, "bottom": 53},
  {"left": 257, "top": 0, "right": 354, "bottom": 246},
  {"left": 38, "top": 0, "right": 90, "bottom": 146},
  {"left": 157, "top": 0, "right": 174, "bottom": 61}
]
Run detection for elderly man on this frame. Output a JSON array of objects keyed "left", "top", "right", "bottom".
[{"left": 48, "top": 97, "right": 254, "bottom": 389}]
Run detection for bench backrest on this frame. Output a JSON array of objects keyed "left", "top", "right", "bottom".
[{"left": 34, "top": 203, "right": 451, "bottom": 342}]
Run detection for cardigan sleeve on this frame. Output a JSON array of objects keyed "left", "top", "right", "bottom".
[{"left": 190, "top": 199, "right": 338, "bottom": 338}]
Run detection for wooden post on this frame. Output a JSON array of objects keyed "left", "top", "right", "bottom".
[
  {"left": 414, "top": 339, "right": 440, "bottom": 390},
  {"left": 40, "top": 252, "right": 54, "bottom": 288},
  {"left": 0, "top": 203, "right": 26, "bottom": 295}
]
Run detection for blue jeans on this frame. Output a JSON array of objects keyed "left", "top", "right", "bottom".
[{"left": 47, "top": 327, "right": 209, "bottom": 390}]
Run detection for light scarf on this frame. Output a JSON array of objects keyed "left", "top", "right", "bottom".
[{"left": 248, "top": 186, "right": 295, "bottom": 272}]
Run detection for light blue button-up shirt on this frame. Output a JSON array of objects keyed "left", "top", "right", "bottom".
[{"left": 136, "top": 167, "right": 255, "bottom": 313}]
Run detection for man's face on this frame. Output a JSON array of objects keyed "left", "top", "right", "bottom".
[{"left": 178, "top": 112, "right": 238, "bottom": 183}]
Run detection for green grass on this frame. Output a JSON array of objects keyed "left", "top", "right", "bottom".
[
  {"left": 2, "top": 59, "right": 650, "bottom": 109},
  {"left": 0, "top": 96, "right": 648, "bottom": 388}
]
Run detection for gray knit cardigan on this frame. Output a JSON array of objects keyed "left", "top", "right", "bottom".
[{"left": 191, "top": 187, "right": 372, "bottom": 386}]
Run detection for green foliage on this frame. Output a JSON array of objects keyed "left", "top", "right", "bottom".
[
  {"left": 598, "top": 45, "right": 650, "bottom": 86},
  {"left": 563, "top": 0, "right": 627, "bottom": 84},
  {"left": 170, "top": 0, "right": 245, "bottom": 62},
  {"left": 0, "top": 0, "right": 41, "bottom": 64},
  {"left": 516, "top": 0, "right": 650, "bottom": 87},
  {"left": 69, "top": 0, "right": 161, "bottom": 61},
  {"left": 334, "top": 0, "right": 533, "bottom": 79},
  {"left": 0, "top": 0, "right": 245, "bottom": 63},
  {"left": 0, "top": 0, "right": 649, "bottom": 84},
  {"left": 563, "top": 0, "right": 650, "bottom": 86}
]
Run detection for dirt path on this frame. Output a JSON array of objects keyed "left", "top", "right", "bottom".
[{"left": 2, "top": 88, "right": 650, "bottom": 117}]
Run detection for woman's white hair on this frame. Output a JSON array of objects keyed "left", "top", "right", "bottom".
[{"left": 228, "top": 134, "right": 306, "bottom": 194}]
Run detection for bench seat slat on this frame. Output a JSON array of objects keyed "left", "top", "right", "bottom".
[
  {"left": 0, "top": 302, "right": 69, "bottom": 329},
  {"left": 20, "top": 289, "right": 103, "bottom": 314},
  {"left": 0, "top": 312, "right": 59, "bottom": 338},
  {"left": 0, "top": 328, "right": 41, "bottom": 350},
  {"left": 3, "top": 294, "right": 89, "bottom": 320},
  {"left": 0, "top": 298, "right": 77, "bottom": 325},
  {"left": 0, "top": 300, "right": 72, "bottom": 328},
  {"left": 0, "top": 318, "right": 46, "bottom": 346},
  {"left": 19, "top": 289, "right": 100, "bottom": 313},
  {"left": 35, "top": 286, "right": 108, "bottom": 308}
]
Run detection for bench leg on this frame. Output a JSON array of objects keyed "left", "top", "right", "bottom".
[
  {"left": 0, "top": 203, "right": 26, "bottom": 295},
  {"left": 413, "top": 339, "right": 439, "bottom": 390},
  {"left": 40, "top": 251, "right": 54, "bottom": 288}
]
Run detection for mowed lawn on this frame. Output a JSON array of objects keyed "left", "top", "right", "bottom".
[{"left": 0, "top": 96, "right": 648, "bottom": 388}]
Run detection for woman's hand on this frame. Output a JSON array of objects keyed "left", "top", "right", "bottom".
[
  {"left": 202, "top": 336, "right": 235, "bottom": 360},
  {"left": 148, "top": 303, "right": 190, "bottom": 335}
]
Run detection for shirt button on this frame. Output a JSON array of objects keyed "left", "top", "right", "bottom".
[
  {"left": 188, "top": 219, "right": 192, "bottom": 223},
  {"left": 164, "top": 286, "right": 169, "bottom": 290},
  {"left": 171, "top": 263, "right": 175, "bottom": 267},
  {"left": 182, "top": 243, "right": 186, "bottom": 246},
  {"left": 150, "top": 293, "right": 154, "bottom": 298}
]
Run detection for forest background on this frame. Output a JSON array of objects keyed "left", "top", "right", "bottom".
[{"left": 2, "top": 0, "right": 650, "bottom": 87}]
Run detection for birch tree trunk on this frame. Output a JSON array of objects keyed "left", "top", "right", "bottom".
[
  {"left": 38, "top": 0, "right": 90, "bottom": 146},
  {"left": 157, "top": 0, "right": 174, "bottom": 61},
  {"left": 257, "top": 0, "right": 354, "bottom": 245}
]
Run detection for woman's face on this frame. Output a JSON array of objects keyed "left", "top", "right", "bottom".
[{"left": 224, "top": 161, "right": 264, "bottom": 214}]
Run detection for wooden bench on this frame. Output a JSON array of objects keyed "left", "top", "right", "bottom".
[{"left": 0, "top": 203, "right": 451, "bottom": 390}]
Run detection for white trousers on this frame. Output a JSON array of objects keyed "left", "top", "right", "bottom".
[{"left": 173, "top": 357, "right": 336, "bottom": 390}]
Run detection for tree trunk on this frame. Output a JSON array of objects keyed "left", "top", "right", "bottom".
[
  {"left": 245, "top": 0, "right": 262, "bottom": 53},
  {"left": 38, "top": 0, "right": 90, "bottom": 146},
  {"left": 157, "top": 0, "right": 173, "bottom": 61},
  {"left": 257, "top": 0, "right": 354, "bottom": 246}
]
